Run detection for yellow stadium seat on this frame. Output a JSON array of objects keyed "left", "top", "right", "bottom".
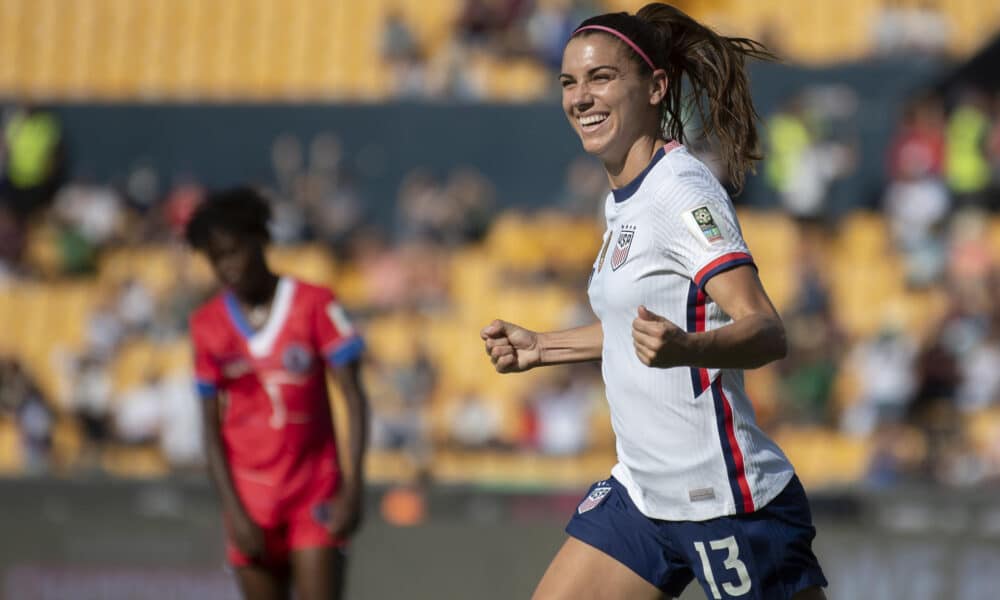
[
  {"left": 267, "top": 244, "right": 338, "bottom": 286},
  {"left": 50, "top": 418, "right": 83, "bottom": 472},
  {"left": 0, "top": 416, "right": 22, "bottom": 474},
  {"left": 111, "top": 340, "right": 160, "bottom": 394},
  {"left": 101, "top": 444, "right": 169, "bottom": 478},
  {"left": 3, "top": 0, "right": 1000, "bottom": 97},
  {"left": 365, "top": 449, "right": 421, "bottom": 484},
  {"left": 774, "top": 427, "right": 871, "bottom": 487}
]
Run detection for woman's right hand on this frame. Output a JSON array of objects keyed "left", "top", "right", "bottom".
[
  {"left": 230, "top": 510, "right": 267, "bottom": 559},
  {"left": 480, "top": 319, "right": 542, "bottom": 373}
]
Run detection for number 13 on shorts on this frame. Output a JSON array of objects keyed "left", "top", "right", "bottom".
[{"left": 694, "top": 536, "right": 752, "bottom": 599}]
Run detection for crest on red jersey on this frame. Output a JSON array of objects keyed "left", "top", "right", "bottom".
[
  {"left": 282, "top": 343, "right": 313, "bottom": 374},
  {"left": 610, "top": 225, "right": 636, "bottom": 271}
]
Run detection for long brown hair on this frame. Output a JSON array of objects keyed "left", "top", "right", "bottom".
[{"left": 571, "top": 3, "right": 775, "bottom": 191}]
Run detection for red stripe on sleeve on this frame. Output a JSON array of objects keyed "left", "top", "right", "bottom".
[{"left": 693, "top": 252, "right": 753, "bottom": 287}]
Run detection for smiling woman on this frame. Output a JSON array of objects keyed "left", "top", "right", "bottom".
[
  {"left": 481, "top": 4, "right": 828, "bottom": 600},
  {"left": 558, "top": 5, "right": 773, "bottom": 193}
]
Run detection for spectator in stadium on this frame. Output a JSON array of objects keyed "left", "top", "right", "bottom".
[
  {"left": 776, "top": 311, "right": 842, "bottom": 426},
  {"left": 446, "top": 389, "right": 503, "bottom": 450},
  {"left": 0, "top": 358, "right": 53, "bottom": 473},
  {"left": 0, "top": 104, "right": 66, "bottom": 219},
  {"left": 522, "top": 364, "right": 599, "bottom": 456},
  {"left": 381, "top": 9, "right": 427, "bottom": 98},
  {"left": 51, "top": 180, "right": 126, "bottom": 251},
  {"left": 303, "top": 133, "right": 366, "bottom": 256},
  {"left": 114, "top": 368, "right": 163, "bottom": 446},
  {"left": 186, "top": 188, "right": 369, "bottom": 600},
  {"left": 85, "top": 291, "right": 125, "bottom": 359},
  {"left": 945, "top": 89, "right": 992, "bottom": 209},
  {"left": 116, "top": 277, "right": 157, "bottom": 338},
  {"left": 481, "top": 4, "right": 827, "bottom": 598},
  {"left": 884, "top": 94, "right": 950, "bottom": 286},
  {"left": 156, "top": 368, "right": 204, "bottom": 469},
  {"left": 0, "top": 203, "right": 26, "bottom": 279},
  {"left": 765, "top": 95, "right": 813, "bottom": 213},
  {"left": 69, "top": 351, "right": 113, "bottom": 471},
  {"left": 841, "top": 318, "right": 918, "bottom": 437}
]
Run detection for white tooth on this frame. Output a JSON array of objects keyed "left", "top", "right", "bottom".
[{"left": 579, "top": 114, "right": 607, "bottom": 126}]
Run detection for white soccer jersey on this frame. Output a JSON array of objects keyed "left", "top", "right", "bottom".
[{"left": 587, "top": 142, "right": 795, "bottom": 522}]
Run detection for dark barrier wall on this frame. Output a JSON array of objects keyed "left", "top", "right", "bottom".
[
  {"left": 52, "top": 102, "right": 584, "bottom": 224},
  {"left": 41, "top": 58, "right": 944, "bottom": 231},
  {"left": 3, "top": 478, "right": 999, "bottom": 600}
]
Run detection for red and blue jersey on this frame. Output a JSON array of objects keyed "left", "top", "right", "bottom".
[{"left": 190, "top": 277, "right": 364, "bottom": 485}]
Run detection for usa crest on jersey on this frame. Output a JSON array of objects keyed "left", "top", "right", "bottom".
[
  {"left": 610, "top": 225, "right": 636, "bottom": 271},
  {"left": 578, "top": 485, "right": 613, "bottom": 514}
]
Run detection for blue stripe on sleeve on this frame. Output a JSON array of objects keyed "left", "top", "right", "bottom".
[
  {"left": 196, "top": 380, "right": 218, "bottom": 399},
  {"left": 696, "top": 257, "right": 756, "bottom": 292},
  {"left": 327, "top": 336, "right": 365, "bottom": 367}
]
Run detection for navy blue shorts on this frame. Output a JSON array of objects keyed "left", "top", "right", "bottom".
[{"left": 565, "top": 476, "right": 827, "bottom": 599}]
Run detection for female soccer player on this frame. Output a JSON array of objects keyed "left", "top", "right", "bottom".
[
  {"left": 481, "top": 4, "right": 827, "bottom": 600},
  {"left": 187, "top": 188, "right": 368, "bottom": 600}
]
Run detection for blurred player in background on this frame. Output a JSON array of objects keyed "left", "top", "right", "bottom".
[
  {"left": 187, "top": 188, "right": 368, "bottom": 600},
  {"left": 482, "top": 4, "right": 826, "bottom": 600}
]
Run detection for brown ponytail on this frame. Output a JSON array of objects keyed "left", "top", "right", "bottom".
[
  {"left": 636, "top": 3, "right": 774, "bottom": 191},
  {"left": 572, "top": 4, "right": 775, "bottom": 192}
]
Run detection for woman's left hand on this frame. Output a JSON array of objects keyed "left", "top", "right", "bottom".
[
  {"left": 327, "top": 484, "right": 363, "bottom": 540},
  {"left": 631, "top": 305, "right": 688, "bottom": 368}
]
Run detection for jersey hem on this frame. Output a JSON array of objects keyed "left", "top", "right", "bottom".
[{"left": 611, "top": 463, "right": 797, "bottom": 522}]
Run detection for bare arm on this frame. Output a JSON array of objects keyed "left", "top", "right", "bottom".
[
  {"left": 201, "top": 394, "right": 264, "bottom": 557},
  {"left": 327, "top": 358, "right": 369, "bottom": 539},
  {"left": 539, "top": 322, "right": 604, "bottom": 365},
  {"left": 481, "top": 320, "right": 602, "bottom": 372},
  {"left": 330, "top": 359, "right": 369, "bottom": 493},
  {"left": 632, "top": 265, "right": 786, "bottom": 369}
]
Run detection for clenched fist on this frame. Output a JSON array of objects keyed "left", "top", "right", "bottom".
[
  {"left": 631, "top": 305, "right": 689, "bottom": 368},
  {"left": 480, "top": 319, "right": 542, "bottom": 373}
]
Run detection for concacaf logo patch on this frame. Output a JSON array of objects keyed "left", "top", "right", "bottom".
[
  {"left": 610, "top": 225, "right": 636, "bottom": 271},
  {"left": 682, "top": 205, "right": 726, "bottom": 248},
  {"left": 577, "top": 485, "right": 613, "bottom": 514},
  {"left": 692, "top": 206, "right": 723, "bottom": 243}
]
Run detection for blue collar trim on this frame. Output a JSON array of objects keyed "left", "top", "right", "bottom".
[
  {"left": 223, "top": 292, "right": 255, "bottom": 340},
  {"left": 612, "top": 146, "right": 667, "bottom": 203}
]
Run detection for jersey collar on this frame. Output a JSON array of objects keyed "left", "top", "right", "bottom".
[
  {"left": 223, "top": 276, "right": 296, "bottom": 358},
  {"left": 612, "top": 140, "right": 681, "bottom": 204}
]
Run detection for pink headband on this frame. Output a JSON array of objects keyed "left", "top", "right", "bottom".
[{"left": 572, "top": 25, "right": 657, "bottom": 71}]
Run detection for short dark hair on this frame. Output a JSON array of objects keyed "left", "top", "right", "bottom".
[{"left": 185, "top": 186, "right": 272, "bottom": 250}]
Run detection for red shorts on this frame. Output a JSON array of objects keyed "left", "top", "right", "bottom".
[{"left": 226, "top": 457, "right": 345, "bottom": 567}]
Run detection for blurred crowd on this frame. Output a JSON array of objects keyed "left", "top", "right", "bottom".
[
  {"left": 377, "top": 0, "right": 960, "bottom": 102},
  {"left": 761, "top": 84, "right": 1000, "bottom": 488},
  {"left": 0, "top": 100, "right": 609, "bottom": 481},
  {"left": 380, "top": 0, "right": 598, "bottom": 101},
  {"left": 4, "top": 18, "right": 1000, "bottom": 489}
]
